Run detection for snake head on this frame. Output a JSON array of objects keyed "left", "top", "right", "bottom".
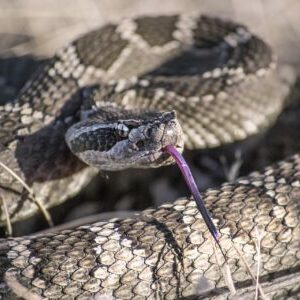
[{"left": 65, "top": 110, "right": 184, "bottom": 170}]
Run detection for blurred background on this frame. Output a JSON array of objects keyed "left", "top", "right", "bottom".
[
  {"left": 0, "top": 0, "right": 299, "bottom": 235},
  {"left": 0, "top": 1, "right": 299, "bottom": 67}
]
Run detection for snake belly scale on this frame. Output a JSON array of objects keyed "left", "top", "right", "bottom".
[{"left": 0, "top": 14, "right": 299, "bottom": 299}]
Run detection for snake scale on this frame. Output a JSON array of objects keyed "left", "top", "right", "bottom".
[{"left": 0, "top": 14, "right": 299, "bottom": 299}]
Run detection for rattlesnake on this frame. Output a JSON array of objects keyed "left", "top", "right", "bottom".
[{"left": 0, "top": 15, "right": 299, "bottom": 299}]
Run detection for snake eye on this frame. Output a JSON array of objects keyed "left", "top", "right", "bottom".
[{"left": 116, "top": 123, "right": 129, "bottom": 137}]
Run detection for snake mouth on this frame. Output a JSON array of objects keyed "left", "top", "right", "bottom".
[{"left": 140, "top": 142, "right": 184, "bottom": 167}]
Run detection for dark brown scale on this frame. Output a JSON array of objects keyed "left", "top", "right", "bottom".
[
  {"left": 193, "top": 16, "right": 243, "bottom": 49},
  {"left": 74, "top": 24, "right": 129, "bottom": 70},
  {"left": 240, "top": 37, "right": 273, "bottom": 73},
  {"left": 135, "top": 16, "right": 179, "bottom": 47}
]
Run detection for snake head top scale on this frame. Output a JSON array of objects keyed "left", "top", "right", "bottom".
[{"left": 65, "top": 108, "right": 184, "bottom": 171}]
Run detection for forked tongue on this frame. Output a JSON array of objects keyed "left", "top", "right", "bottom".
[{"left": 163, "top": 145, "right": 221, "bottom": 246}]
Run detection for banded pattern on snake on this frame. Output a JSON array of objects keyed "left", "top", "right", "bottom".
[{"left": 0, "top": 14, "right": 299, "bottom": 299}]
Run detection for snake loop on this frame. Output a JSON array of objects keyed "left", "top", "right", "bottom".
[{"left": 0, "top": 15, "right": 299, "bottom": 299}]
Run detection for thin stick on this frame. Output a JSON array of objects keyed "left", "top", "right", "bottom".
[
  {"left": 232, "top": 242, "right": 267, "bottom": 299},
  {"left": 211, "top": 238, "right": 236, "bottom": 295},
  {"left": 0, "top": 160, "right": 33, "bottom": 195},
  {"left": 33, "top": 197, "right": 54, "bottom": 227},
  {"left": 255, "top": 227, "right": 263, "bottom": 300},
  {"left": 0, "top": 196, "right": 13, "bottom": 236},
  {"left": 220, "top": 150, "right": 243, "bottom": 182},
  {"left": 0, "top": 160, "right": 53, "bottom": 227}
]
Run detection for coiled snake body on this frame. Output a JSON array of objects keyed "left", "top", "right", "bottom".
[{"left": 0, "top": 15, "right": 299, "bottom": 299}]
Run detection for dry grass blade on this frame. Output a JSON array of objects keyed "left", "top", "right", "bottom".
[
  {"left": 0, "top": 160, "right": 33, "bottom": 194},
  {"left": 232, "top": 238, "right": 268, "bottom": 299},
  {"left": 255, "top": 227, "right": 264, "bottom": 300},
  {"left": 5, "top": 271, "right": 42, "bottom": 300},
  {"left": 0, "top": 196, "right": 12, "bottom": 236},
  {"left": 211, "top": 238, "right": 236, "bottom": 295},
  {"left": 220, "top": 150, "right": 243, "bottom": 182},
  {"left": 0, "top": 160, "right": 54, "bottom": 228}
]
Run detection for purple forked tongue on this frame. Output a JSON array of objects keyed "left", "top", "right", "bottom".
[{"left": 163, "top": 145, "right": 220, "bottom": 243}]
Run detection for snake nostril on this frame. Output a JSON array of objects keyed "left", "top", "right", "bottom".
[{"left": 136, "top": 141, "right": 144, "bottom": 149}]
